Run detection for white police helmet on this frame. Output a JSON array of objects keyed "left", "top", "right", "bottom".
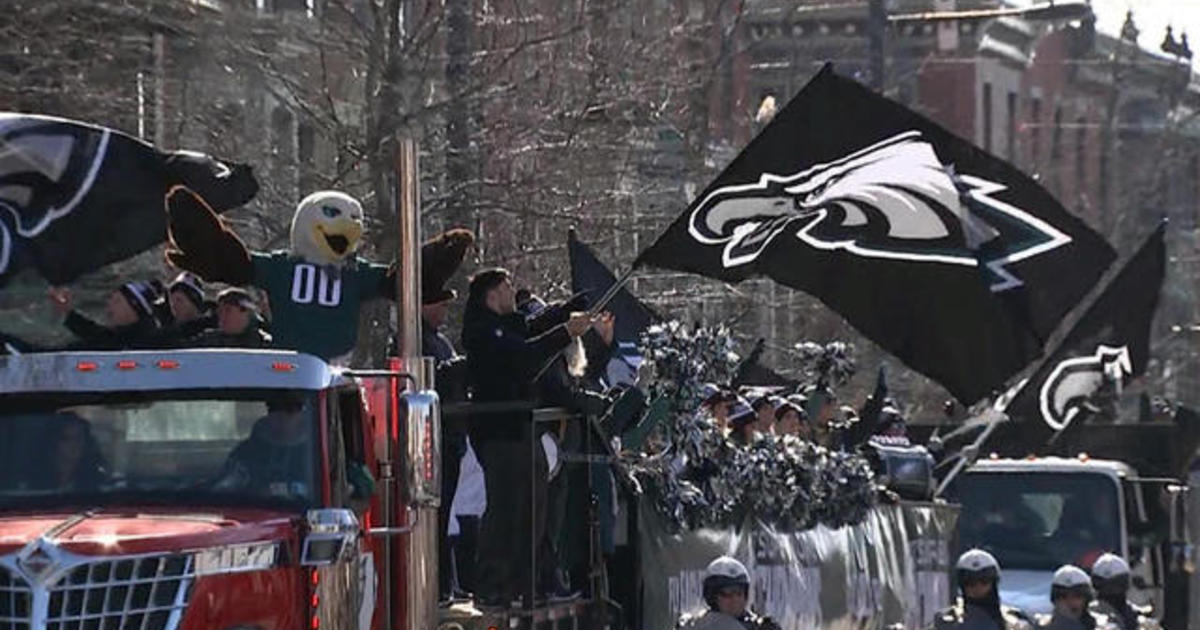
[
  {"left": 702, "top": 556, "right": 750, "bottom": 609},
  {"left": 1090, "top": 553, "right": 1131, "bottom": 596},
  {"left": 1051, "top": 565, "right": 1094, "bottom": 602},
  {"left": 955, "top": 549, "right": 1000, "bottom": 586}
]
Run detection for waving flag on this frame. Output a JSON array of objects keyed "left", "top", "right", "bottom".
[
  {"left": 568, "top": 229, "right": 658, "bottom": 386},
  {"left": 634, "top": 64, "right": 1115, "bottom": 404},
  {"left": 0, "top": 113, "right": 258, "bottom": 286},
  {"left": 1004, "top": 224, "right": 1165, "bottom": 432}
]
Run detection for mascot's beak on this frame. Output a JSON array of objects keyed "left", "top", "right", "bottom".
[{"left": 313, "top": 218, "right": 363, "bottom": 260}]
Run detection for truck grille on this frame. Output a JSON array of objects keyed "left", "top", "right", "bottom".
[
  {"left": 0, "top": 566, "right": 31, "bottom": 630},
  {"left": 0, "top": 554, "right": 194, "bottom": 630}
]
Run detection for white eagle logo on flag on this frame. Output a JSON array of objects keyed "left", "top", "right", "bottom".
[
  {"left": 1038, "top": 344, "right": 1133, "bottom": 431},
  {"left": 0, "top": 114, "right": 110, "bottom": 277},
  {"left": 687, "top": 131, "right": 1071, "bottom": 291}
]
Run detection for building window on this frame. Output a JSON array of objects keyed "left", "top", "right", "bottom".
[
  {"left": 982, "top": 82, "right": 993, "bottom": 152},
  {"left": 1030, "top": 97, "right": 1042, "bottom": 165},
  {"left": 1006, "top": 91, "right": 1017, "bottom": 161}
]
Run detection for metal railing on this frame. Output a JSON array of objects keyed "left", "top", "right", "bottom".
[{"left": 441, "top": 402, "right": 615, "bottom": 620}]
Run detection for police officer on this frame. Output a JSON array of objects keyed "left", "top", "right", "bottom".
[
  {"left": 678, "top": 557, "right": 781, "bottom": 630},
  {"left": 1090, "top": 554, "right": 1160, "bottom": 630},
  {"left": 1038, "top": 565, "right": 1117, "bottom": 630},
  {"left": 932, "top": 549, "right": 1032, "bottom": 630}
]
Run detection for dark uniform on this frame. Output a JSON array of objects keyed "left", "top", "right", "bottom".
[
  {"left": 933, "top": 549, "right": 1033, "bottom": 630},
  {"left": 932, "top": 598, "right": 1033, "bottom": 630},
  {"left": 1090, "top": 600, "right": 1159, "bottom": 630},
  {"left": 678, "top": 610, "right": 781, "bottom": 630},
  {"left": 679, "top": 557, "right": 781, "bottom": 630}
]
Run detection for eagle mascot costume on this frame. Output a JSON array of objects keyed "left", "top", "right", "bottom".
[{"left": 164, "top": 186, "right": 474, "bottom": 362}]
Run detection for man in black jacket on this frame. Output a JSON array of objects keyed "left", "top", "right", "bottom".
[
  {"left": 159, "top": 272, "right": 217, "bottom": 344},
  {"left": 189, "top": 288, "right": 272, "bottom": 348},
  {"left": 462, "top": 268, "right": 589, "bottom": 607},
  {"left": 49, "top": 281, "right": 163, "bottom": 350}
]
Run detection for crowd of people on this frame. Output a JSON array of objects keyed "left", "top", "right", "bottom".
[
  {"left": 0, "top": 210, "right": 1156, "bottom": 629},
  {"left": 0, "top": 250, "right": 933, "bottom": 613},
  {"left": 1, "top": 272, "right": 270, "bottom": 354},
  {"left": 675, "top": 546, "right": 1159, "bottom": 630},
  {"left": 927, "top": 548, "right": 1159, "bottom": 630}
]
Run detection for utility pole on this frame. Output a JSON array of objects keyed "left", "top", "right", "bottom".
[{"left": 868, "top": 0, "right": 887, "bottom": 91}]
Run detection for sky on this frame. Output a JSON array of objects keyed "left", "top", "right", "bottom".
[{"left": 1017, "top": 0, "right": 1200, "bottom": 51}]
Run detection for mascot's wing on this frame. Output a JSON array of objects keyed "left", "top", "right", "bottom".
[
  {"left": 421, "top": 228, "right": 476, "bottom": 286},
  {"left": 164, "top": 186, "right": 253, "bottom": 285}
]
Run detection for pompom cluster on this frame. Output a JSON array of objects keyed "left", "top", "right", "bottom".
[{"left": 626, "top": 322, "right": 877, "bottom": 532}]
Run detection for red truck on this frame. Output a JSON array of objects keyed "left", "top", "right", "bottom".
[{"left": 0, "top": 348, "right": 595, "bottom": 630}]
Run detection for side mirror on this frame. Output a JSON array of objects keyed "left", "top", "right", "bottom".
[
  {"left": 300, "top": 508, "right": 359, "bottom": 566},
  {"left": 401, "top": 389, "right": 441, "bottom": 508}
]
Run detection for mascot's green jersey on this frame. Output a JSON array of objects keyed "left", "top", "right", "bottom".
[{"left": 251, "top": 251, "right": 389, "bottom": 360}]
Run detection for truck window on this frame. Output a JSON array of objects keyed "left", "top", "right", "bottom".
[
  {"left": 0, "top": 390, "right": 320, "bottom": 510},
  {"left": 947, "top": 471, "right": 1122, "bottom": 570}
]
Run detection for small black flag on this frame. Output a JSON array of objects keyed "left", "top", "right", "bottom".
[
  {"left": 634, "top": 65, "right": 1116, "bottom": 404},
  {"left": 0, "top": 113, "right": 258, "bottom": 286},
  {"left": 1004, "top": 223, "right": 1165, "bottom": 432},
  {"left": 732, "top": 338, "right": 797, "bottom": 387},
  {"left": 568, "top": 230, "right": 658, "bottom": 385}
]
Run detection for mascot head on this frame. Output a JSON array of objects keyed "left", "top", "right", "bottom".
[{"left": 290, "top": 191, "right": 365, "bottom": 265}]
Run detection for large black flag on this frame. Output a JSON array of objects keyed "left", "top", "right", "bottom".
[
  {"left": 569, "top": 229, "right": 658, "bottom": 385},
  {"left": 0, "top": 113, "right": 258, "bottom": 286},
  {"left": 634, "top": 64, "right": 1115, "bottom": 404},
  {"left": 1003, "top": 224, "right": 1165, "bottom": 433}
]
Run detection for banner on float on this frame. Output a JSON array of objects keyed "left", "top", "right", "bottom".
[{"left": 640, "top": 501, "right": 959, "bottom": 630}]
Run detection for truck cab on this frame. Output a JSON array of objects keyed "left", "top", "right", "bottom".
[
  {"left": 945, "top": 455, "right": 1189, "bottom": 620},
  {"left": 0, "top": 348, "right": 437, "bottom": 630}
]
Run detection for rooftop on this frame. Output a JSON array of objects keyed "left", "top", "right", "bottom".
[{"left": 0, "top": 349, "right": 343, "bottom": 394}]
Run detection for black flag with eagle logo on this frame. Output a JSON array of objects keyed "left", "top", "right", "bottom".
[
  {"left": 1003, "top": 223, "right": 1165, "bottom": 433},
  {"left": 0, "top": 113, "right": 258, "bottom": 286},
  {"left": 634, "top": 64, "right": 1115, "bottom": 404}
]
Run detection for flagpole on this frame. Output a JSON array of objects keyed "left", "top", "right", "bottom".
[
  {"left": 530, "top": 266, "right": 638, "bottom": 383},
  {"left": 587, "top": 266, "right": 637, "bottom": 318},
  {"left": 935, "top": 408, "right": 1007, "bottom": 497}
]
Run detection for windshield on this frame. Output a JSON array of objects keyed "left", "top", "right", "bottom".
[
  {"left": 948, "top": 471, "right": 1122, "bottom": 571},
  {"left": 0, "top": 390, "right": 319, "bottom": 511}
]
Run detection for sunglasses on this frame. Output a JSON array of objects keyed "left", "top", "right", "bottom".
[{"left": 717, "top": 587, "right": 747, "bottom": 598}]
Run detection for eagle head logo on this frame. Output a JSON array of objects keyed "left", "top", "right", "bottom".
[
  {"left": 1038, "top": 344, "right": 1133, "bottom": 431},
  {"left": 0, "top": 114, "right": 110, "bottom": 277},
  {"left": 686, "top": 131, "right": 1071, "bottom": 291}
]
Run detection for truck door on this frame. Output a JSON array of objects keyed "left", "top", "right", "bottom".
[{"left": 308, "top": 385, "right": 376, "bottom": 630}]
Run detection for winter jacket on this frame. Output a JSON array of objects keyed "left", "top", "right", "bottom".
[
  {"left": 153, "top": 312, "right": 217, "bottom": 347},
  {"left": 189, "top": 322, "right": 273, "bottom": 349},
  {"left": 677, "top": 610, "right": 782, "bottom": 630},
  {"left": 62, "top": 310, "right": 160, "bottom": 350},
  {"left": 1089, "top": 600, "right": 1159, "bottom": 630},
  {"left": 423, "top": 318, "right": 468, "bottom": 405},
  {"left": 462, "top": 303, "right": 571, "bottom": 443},
  {"left": 1035, "top": 612, "right": 1119, "bottom": 630},
  {"left": 931, "top": 599, "right": 1034, "bottom": 630}
]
